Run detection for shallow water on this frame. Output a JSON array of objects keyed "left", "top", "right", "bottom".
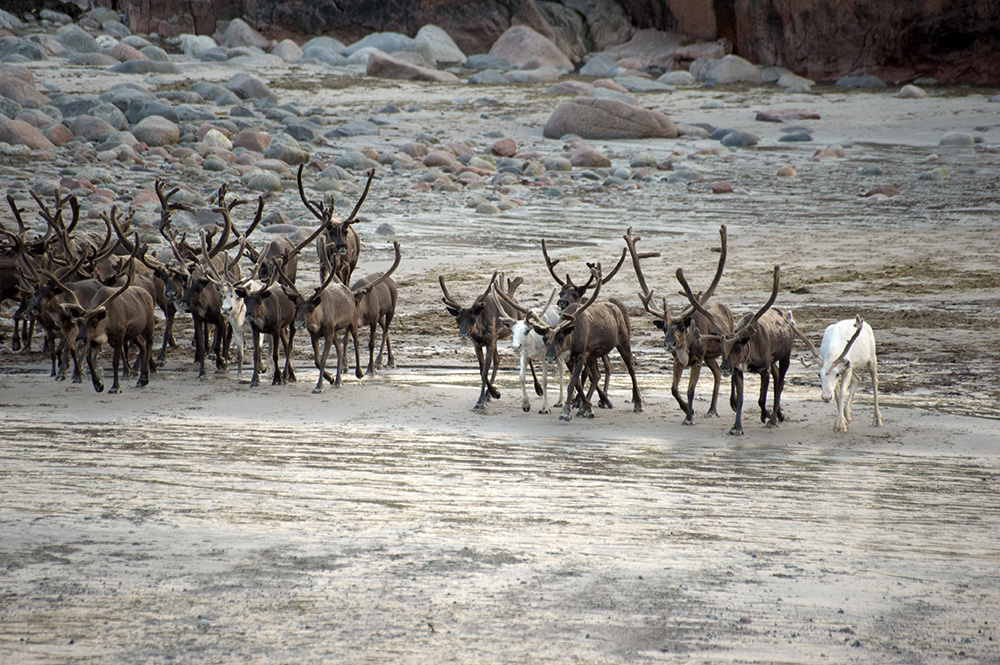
[{"left": 2, "top": 417, "right": 997, "bottom": 663}]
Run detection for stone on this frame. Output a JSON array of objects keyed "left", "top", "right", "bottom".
[
  {"left": 131, "top": 115, "right": 180, "bottom": 147},
  {"left": 674, "top": 39, "right": 730, "bottom": 68},
  {"left": 720, "top": 130, "right": 759, "bottom": 148},
  {"left": 861, "top": 184, "right": 901, "bottom": 197},
  {"left": 69, "top": 114, "right": 118, "bottom": 140},
  {"left": 755, "top": 108, "right": 821, "bottom": 122},
  {"left": 271, "top": 39, "right": 303, "bottom": 63},
  {"left": 613, "top": 76, "right": 673, "bottom": 93},
  {"left": 468, "top": 70, "right": 510, "bottom": 85},
  {"left": 464, "top": 54, "right": 512, "bottom": 71},
  {"left": 327, "top": 120, "right": 379, "bottom": 137},
  {"left": 898, "top": 84, "right": 926, "bottom": 99},
  {"left": 698, "top": 54, "right": 764, "bottom": 84},
  {"left": 343, "top": 32, "right": 415, "bottom": 56},
  {"left": 543, "top": 97, "right": 677, "bottom": 140},
  {"left": 568, "top": 146, "right": 611, "bottom": 168},
  {"left": 263, "top": 132, "right": 309, "bottom": 164},
  {"left": 588, "top": 87, "right": 638, "bottom": 105},
  {"left": 580, "top": 54, "right": 619, "bottom": 78},
  {"left": 108, "top": 60, "right": 181, "bottom": 74},
  {"left": 0, "top": 115, "right": 55, "bottom": 150},
  {"left": 777, "top": 72, "right": 814, "bottom": 88},
  {"left": 414, "top": 25, "right": 466, "bottom": 66},
  {"left": 335, "top": 150, "right": 380, "bottom": 171},
  {"left": 604, "top": 29, "right": 679, "bottom": 70},
  {"left": 547, "top": 81, "right": 594, "bottom": 95},
  {"left": 218, "top": 18, "right": 271, "bottom": 50},
  {"left": 776, "top": 165, "right": 797, "bottom": 177},
  {"left": 491, "top": 138, "right": 517, "bottom": 157},
  {"left": 836, "top": 74, "right": 887, "bottom": 88},
  {"left": 938, "top": 132, "right": 975, "bottom": 147},
  {"left": 366, "top": 51, "right": 461, "bottom": 83},
  {"left": 224, "top": 72, "right": 274, "bottom": 100},
  {"left": 109, "top": 42, "right": 146, "bottom": 62},
  {"left": 56, "top": 25, "right": 100, "bottom": 54},
  {"left": 243, "top": 169, "right": 283, "bottom": 192},
  {"left": 506, "top": 67, "right": 561, "bottom": 84},
  {"left": 0, "top": 77, "right": 48, "bottom": 109},
  {"left": 233, "top": 130, "right": 271, "bottom": 152},
  {"left": 658, "top": 70, "right": 696, "bottom": 86},
  {"left": 488, "top": 26, "right": 572, "bottom": 73},
  {"left": 777, "top": 131, "right": 813, "bottom": 142},
  {"left": 712, "top": 181, "right": 733, "bottom": 193},
  {"left": 202, "top": 128, "right": 232, "bottom": 150}
]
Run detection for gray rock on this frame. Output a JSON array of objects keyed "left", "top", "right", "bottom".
[
  {"left": 100, "top": 84, "right": 154, "bottom": 112},
  {"left": 224, "top": 72, "right": 274, "bottom": 100},
  {"left": 469, "top": 69, "right": 510, "bottom": 85},
  {"left": 198, "top": 46, "right": 230, "bottom": 62},
  {"left": 108, "top": 60, "right": 181, "bottom": 74},
  {"left": 658, "top": 70, "right": 696, "bottom": 86},
  {"left": 366, "top": 51, "right": 461, "bottom": 83},
  {"left": 243, "top": 169, "right": 283, "bottom": 192},
  {"left": 175, "top": 104, "right": 216, "bottom": 122},
  {"left": 674, "top": 123, "right": 709, "bottom": 139},
  {"left": 0, "top": 97, "right": 21, "bottom": 119},
  {"left": 580, "top": 53, "right": 619, "bottom": 77},
  {"left": 489, "top": 25, "right": 572, "bottom": 72},
  {"left": 180, "top": 34, "right": 218, "bottom": 58},
  {"left": 587, "top": 86, "right": 637, "bottom": 105},
  {"left": 188, "top": 81, "right": 227, "bottom": 101},
  {"left": 327, "top": 120, "right": 379, "bottom": 137},
  {"left": 88, "top": 103, "right": 129, "bottom": 130},
  {"left": 302, "top": 36, "right": 346, "bottom": 56},
  {"left": 203, "top": 156, "right": 228, "bottom": 172},
  {"left": 938, "top": 132, "right": 975, "bottom": 147},
  {"left": 464, "top": 54, "right": 512, "bottom": 71},
  {"left": 414, "top": 25, "right": 466, "bottom": 66},
  {"left": 344, "top": 32, "right": 415, "bottom": 56},
  {"left": 784, "top": 83, "right": 813, "bottom": 94},
  {"left": 777, "top": 72, "right": 814, "bottom": 88},
  {"left": 125, "top": 99, "right": 178, "bottom": 125},
  {"left": 836, "top": 74, "right": 887, "bottom": 88},
  {"left": 131, "top": 115, "right": 179, "bottom": 146},
  {"left": 218, "top": 18, "right": 271, "bottom": 50},
  {"left": 121, "top": 35, "right": 152, "bottom": 49},
  {"left": 303, "top": 50, "right": 348, "bottom": 67},
  {"left": 157, "top": 91, "right": 205, "bottom": 104},
  {"left": 263, "top": 132, "right": 309, "bottom": 164},
  {"left": 898, "top": 84, "right": 926, "bottom": 99},
  {"left": 69, "top": 114, "right": 117, "bottom": 140},
  {"left": 335, "top": 150, "right": 380, "bottom": 171},
  {"left": 139, "top": 45, "right": 170, "bottom": 61},
  {"left": 281, "top": 124, "right": 316, "bottom": 141},
  {"left": 68, "top": 53, "right": 118, "bottom": 67},
  {"left": 777, "top": 130, "right": 812, "bottom": 142},
  {"left": 50, "top": 95, "right": 98, "bottom": 119},
  {"left": 542, "top": 156, "right": 572, "bottom": 171},
  {"left": 507, "top": 67, "right": 561, "bottom": 84},
  {"left": 709, "top": 128, "right": 736, "bottom": 140},
  {"left": 476, "top": 202, "right": 501, "bottom": 214},
  {"left": 613, "top": 75, "right": 673, "bottom": 93},
  {"left": 630, "top": 152, "right": 658, "bottom": 168},
  {"left": 55, "top": 25, "right": 100, "bottom": 54},
  {"left": 858, "top": 164, "right": 886, "bottom": 176},
  {"left": 720, "top": 130, "right": 759, "bottom": 147},
  {"left": 700, "top": 55, "right": 764, "bottom": 85},
  {"left": 102, "top": 20, "right": 131, "bottom": 39}
]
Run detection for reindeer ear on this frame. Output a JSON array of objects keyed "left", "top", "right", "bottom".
[
  {"left": 260, "top": 290, "right": 272, "bottom": 300},
  {"left": 531, "top": 323, "right": 549, "bottom": 336},
  {"left": 444, "top": 302, "right": 461, "bottom": 317},
  {"left": 472, "top": 301, "right": 486, "bottom": 315},
  {"left": 653, "top": 319, "right": 666, "bottom": 331},
  {"left": 89, "top": 307, "right": 108, "bottom": 322},
  {"left": 60, "top": 303, "right": 84, "bottom": 317}
]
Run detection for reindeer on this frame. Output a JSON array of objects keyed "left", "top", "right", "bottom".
[
  {"left": 439, "top": 272, "right": 523, "bottom": 410},
  {"left": 235, "top": 258, "right": 297, "bottom": 389},
  {"left": 624, "top": 225, "right": 735, "bottom": 425},
  {"left": 684, "top": 266, "right": 795, "bottom": 435},
  {"left": 528, "top": 264, "right": 644, "bottom": 421},
  {"left": 350, "top": 242, "right": 402, "bottom": 376},
  {"left": 296, "top": 164, "right": 374, "bottom": 285},
  {"left": 790, "top": 314, "right": 883, "bottom": 432},
  {"left": 66, "top": 260, "right": 156, "bottom": 394}
]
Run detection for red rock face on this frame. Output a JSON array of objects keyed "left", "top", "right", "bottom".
[
  {"left": 117, "top": 0, "right": 999, "bottom": 84},
  {"left": 733, "top": 0, "right": 1000, "bottom": 84}
]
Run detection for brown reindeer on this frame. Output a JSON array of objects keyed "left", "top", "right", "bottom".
[
  {"left": 683, "top": 266, "right": 795, "bottom": 435},
  {"left": 624, "top": 225, "right": 735, "bottom": 425},
  {"left": 66, "top": 259, "right": 156, "bottom": 394},
  {"left": 439, "top": 272, "right": 522, "bottom": 410},
  {"left": 235, "top": 256, "right": 297, "bottom": 389},
  {"left": 529, "top": 264, "right": 644, "bottom": 421},
  {"left": 350, "top": 241, "right": 402, "bottom": 376},
  {"left": 541, "top": 238, "right": 626, "bottom": 310},
  {"left": 296, "top": 165, "right": 374, "bottom": 285}
]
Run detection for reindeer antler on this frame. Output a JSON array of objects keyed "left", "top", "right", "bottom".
[
  {"left": 541, "top": 239, "right": 567, "bottom": 287},
  {"left": 623, "top": 227, "right": 666, "bottom": 320}
]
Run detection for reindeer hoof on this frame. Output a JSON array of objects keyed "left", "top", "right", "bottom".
[
  {"left": 765, "top": 421, "right": 779, "bottom": 429},
  {"left": 728, "top": 427, "right": 744, "bottom": 436},
  {"left": 108, "top": 387, "right": 121, "bottom": 394},
  {"left": 558, "top": 413, "right": 573, "bottom": 422},
  {"left": 522, "top": 404, "right": 531, "bottom": 413},
  {"left": 682, "top": 419, "right": 695, "bottom": 426},
  {"left": 312, "top": 387, "right": 324, "bottom": 394},
  {"left": 473, "top": 403, "right": 487, "bottom": 411},
  {"left": 538, "top": 408, "right": 550, "bottom": 415},
  {"left": 355, "top": 369, "right": 363, "bottom": 379}
]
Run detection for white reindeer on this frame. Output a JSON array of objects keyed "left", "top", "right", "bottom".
[
  {"left": 500, "top": 288, "right": 566, "bottom": 414},
  {"left": 792, "top": 313, "right": 883, "bottom": 433}
]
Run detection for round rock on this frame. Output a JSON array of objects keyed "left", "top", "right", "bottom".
[{"left": 131, "top": 115, "right": 179, "bottom": 146}]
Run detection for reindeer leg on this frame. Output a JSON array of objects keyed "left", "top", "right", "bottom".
[
  {"left": 333, "top": 331, "right": 346, "bottom": 388},
  {"left": 381, "top": 311, "right": 396, "bottom": 369},
  {"left": 284, "top": 325, "right": 296, "bottom": 383},
  {"left": 594, "top": 357, "right": 613, "bottom": 409},
  {"left": 195, "top": 320, "right": 209, "bottom": 379},
  {"left": 670, "top": 360, "right": 688, "bottom": 416},
  {"left": 729, "top": 370, "right": 744, "bottom": 435},
  {"left": 773, "top": 355, "right": 789, "bottom": 424},
  {"left": 86, "top": 343, "right": 104, "bottom": 393},
  {"left": 135, "top": 334, "right": 150, "bottom": 387},
  {"left": 487, "top": 346, "right": 501, "bottom": 399},
  {"left": 758, "top": 367, "right": 772, "bottom": 424},
  {"left": 529, "top": 359, "right": 543, "bottom": 397},
  {"left": 567, "top": 358, "right": 591, "bottom": 420},
  {"left": 870, "top": 358, "right": 883, "bottom": 427},
  {"left": 539, "top": 357, "right": 551, "bottom": 414},
  {"left": 366, "top": 320, "right": 377, "bottom": 376},
  {"left": 313, "top": 334, "right": 331, "bottom": 393},
  {"left": 108, "top": 342, "right": 123, "bottom": 394},
  {"left": 473, "top": 345, "right": 489, "bottom": 409},
  {"left": 249, "top": 330, "right": 262, "bottom": 388},
  {"left": 683, "top": 363, "right": 701, "bottom": 425},
  {"left": 156, "top": 305, "right": 175, "bottom": 366},
  {"left": 706, "top": 357, "right": 722, "bottom": 417},
  {"left": 520, "top": 353, "right": 531, "bottom": 412},
  {"left": 270, "top": 330, "right": 282, "bottom": 385},
  {"left": 70, "top": 332, "right": 83, "bottom": 383},
  {"left": 834, "top": 374, "right": 849, "bottom": 433},
  {"left": 351, "top": 324, "right": 362, "bottom": 379},
  {"left": 620, "top": 346, "right": 643, "bottom": 413},
  {"left": 555, "top": 354, "right": 566, "bottom": 408},
  {"left": 845, "top": 370, "right": 859, "bottom": 425}
]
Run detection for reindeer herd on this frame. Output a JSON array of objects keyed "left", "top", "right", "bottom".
[{"left": 1, "top": 170, "right": 882, "bottom": 434}]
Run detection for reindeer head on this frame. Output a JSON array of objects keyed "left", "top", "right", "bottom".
[
  {"left": 532, "top": 264, "right": 602, "bottom": 362},
  {"left": 541, "top": 239, "right": 625, "bottom": 310},
  {"left": 439, "top": 273, "right": 495, "bottom": 340}
]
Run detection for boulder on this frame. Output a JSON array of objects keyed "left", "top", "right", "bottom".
[
  {"left": 271, "top": 39, "right": 303, "bottom": 63},
  {"left": 108, "top": 60, "right": 181, "bottom": 74},
  {"left": 217, "top": 18, "right": 271, "bottom": 50},
  {"left": 603, "top": 29, "right": 679, "bottom": 70},
  {"left": 131, "top": 115, "right": 180, "bottom": 147},
  {"left": 109, "top": 42, "right": 147, "bottom": 62},
  {"left": 366, "top": 51, "right": 461, "bottom": 83},
  {"left": 0, "top": 116, "right": 55, "bottom": 150},
  {"left": 0, "top": 77, "right": 48, "bottom": 109},
  {"left": 898, "top": 84, "right": 926, "bottom": 99},
  {"left": 70, "top": 114, "right": 118, "bottom": 140},
  {"left": 696, "top": 54, "right": 764, "bottom": 84},
  {"left": 836, "top": 74, "right": 887, "bottom": 88},
  {"left": 343, "top": 32, "right": 415, "bottom": 56},
  {"left": 414, "top": 25, "right": 466, "bottom": 66},
  {"left": 55, "top": 24, "right": 100, "bottom": 53},
  {"left": 488, "top": 26, "right": 572, "bottom": 73},
  {"left": 543, "top": 97, "right": 676, "bottom": 140},
  {"left": 579, "top": 53, "right": 620, "bottom": 78},
  {"left": 263, "top": 132, "right": 309, "bottom": 164},
  {"left": 224, "top": 72, "right": 274, "bottom": 100}
]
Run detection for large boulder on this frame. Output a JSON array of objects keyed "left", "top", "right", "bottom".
[
  {"left": 488, "top": 26, "right": 573, "bottom": 72},
  {"left": 413, "top": 25, "right": 466, "bottom": 66},
  {"left": 603, "top": 28, "right": 680, "bottom": 70},
  {"left": 217, "top": 17, "right": 271, "bottom": 49},
  {"left": 366, "top": 51, "right": 461, "bottom": 83},
  {"left": 693, "top": 54, "right": 764, "bottom": 84},
  {"left": 0, "top": 76, "right": 49, "bottom": 109},
  {"left": 543, "top": 97, "right": 677, "bottom": 140},
  {"left": 0, "top": 116, "right": 56, "bottom": 150}
]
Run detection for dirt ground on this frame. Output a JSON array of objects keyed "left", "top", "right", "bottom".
[{"left": 2, "top": 50, "right": 1000, "bottom": 664}]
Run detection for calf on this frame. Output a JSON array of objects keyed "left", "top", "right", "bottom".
[
  {"left": 685, "top": 266, "right": 794, "bottom": 435},
  {"left": 792, "top": 314, "right": 883, "bottom": 432}
]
